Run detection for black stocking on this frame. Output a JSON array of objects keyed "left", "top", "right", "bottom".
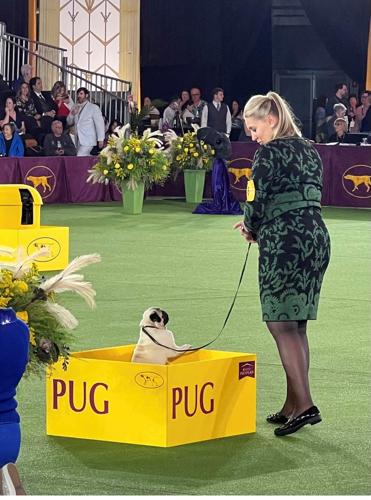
[{"left": 267, "top": 320, "right": 313, "bottom": 418}]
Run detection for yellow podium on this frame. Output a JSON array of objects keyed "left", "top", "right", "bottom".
[
  {"left": 0, "top": 184, "right": 69, "bottom": 271},
  {"left": 46, "top": 345, "right": 256, "bottom": 447}
]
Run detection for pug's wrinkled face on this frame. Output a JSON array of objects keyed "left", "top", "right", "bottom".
[{"left": 141, "top": 307, "right": 169, "bottom": 328}]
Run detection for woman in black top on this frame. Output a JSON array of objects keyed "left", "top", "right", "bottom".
[
  {"left": 234, "top": 91, "right": 330, "bottom": 437},
  {"left": 0, "top": 96, "right": 26, "bottom": 134}
]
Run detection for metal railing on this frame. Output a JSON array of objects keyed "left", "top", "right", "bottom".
[{"left": 0, "top": 22, "right": 131, "bottom": 124}]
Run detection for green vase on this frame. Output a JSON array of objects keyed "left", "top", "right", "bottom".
[
  {"left": 183, "top": 169, "right": 206, "bottom": 203},
  {"left": 122, "top": 181, "right": 145, "bottom": 215}
]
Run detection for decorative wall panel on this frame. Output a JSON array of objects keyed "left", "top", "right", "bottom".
[{"left": 59, "top": 0, "right": 120, "bottom": 77}]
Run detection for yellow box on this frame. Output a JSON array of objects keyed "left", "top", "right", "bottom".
[
  {"left": 0, "top": 184, "right": 69, "bottom": 271},
  {"left": 0, "top": 184, "right": 42, "bottom": 229},
  {"left": 0, "top": 226, "right": 69, "bottom": 271},
  {"left": 46, "top": 345, "right": 256, "bottom": 447}
]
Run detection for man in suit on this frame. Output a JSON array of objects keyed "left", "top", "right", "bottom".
[
  {"left": 201, "top": 87, "right": 232, "bottom": 136},
  {"left": 29, "top": 76, "right": 57, "bottom": 135},
  {"left": 67, "top": 87, "right": 105, "bottom": 156}
]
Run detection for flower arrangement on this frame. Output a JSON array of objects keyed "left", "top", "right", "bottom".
[
  {"left": 166, "top": 130, "right": 215, "bottom": 176},
  {"left": 0, "top": 247, "right": 101, "bottom": 375},
  {"left": 87, "top": 124, "right": 170, "bottom": 190}
]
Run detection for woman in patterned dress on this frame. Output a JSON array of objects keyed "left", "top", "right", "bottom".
[{"left": 234, "top": 91, "right": 330, "bottom": 436}]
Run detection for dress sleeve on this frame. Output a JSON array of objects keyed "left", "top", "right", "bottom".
[{"left": 243, "top": 145, "right": 275, "bottom": 235}]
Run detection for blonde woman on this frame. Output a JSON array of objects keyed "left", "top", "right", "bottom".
[{"left": 234, "top": 91, "right": 330, "bottom": 437}]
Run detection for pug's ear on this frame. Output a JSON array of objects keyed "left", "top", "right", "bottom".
[
  {"left": 150, "top": 311, "right": 162, "bottom": 324},
  {"left": 161, "top": 310, "right": 169, "bottom": 325}
]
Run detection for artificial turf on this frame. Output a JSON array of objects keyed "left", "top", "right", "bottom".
[{"left": 16, "top": 200, "right": 371, "bottom": 495}]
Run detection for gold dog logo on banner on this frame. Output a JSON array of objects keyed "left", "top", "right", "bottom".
[
  {"left": 228, "top": 157, "right": 253, "bottom": 190},
  {"left": 342, "top": 164, "right": 371, "bottom": 199},
  {"left": 27, "top": 237, "right": 61, "bottom": 262},
  {"left": 24, "top": 166, "right": 56, "bottom": 199}
]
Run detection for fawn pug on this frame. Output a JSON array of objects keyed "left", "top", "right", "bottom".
[{"left": 131, "top": 307, "right": 191, "bottom": 365}]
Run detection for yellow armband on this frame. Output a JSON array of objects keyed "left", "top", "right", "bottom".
[{"left": 246, "top": 179, "right": 255, "bottom": 201}]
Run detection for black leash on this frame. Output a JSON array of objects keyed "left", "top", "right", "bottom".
[{"left": 141, "top": 243, "right": 252, "bottom": 353}]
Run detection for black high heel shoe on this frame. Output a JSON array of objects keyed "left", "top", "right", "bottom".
[
  {"left": 274, "top": 405, "right": 321, "bottom": 436},
  {"left": 266, "top": 412, "right": 289, "bottom": 424}
]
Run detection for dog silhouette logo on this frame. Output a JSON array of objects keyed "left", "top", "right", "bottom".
[
  {"left": 26, "top": 175, "right": 53, "bottom": 192},
  {"left": 228, "top": 167, "right": 253, "bottom": 184},
  {"left": 135, "top": 372, "right": 164, "bottom": 389},
  {"left": 24, "top": 166, "right": 56, "bottom": 199},
  {"left": 342, "top": 164, "right": 371, "bottom": 199},
  {"left": 27, "top": 237, "right": 61, "bottom": 262}
]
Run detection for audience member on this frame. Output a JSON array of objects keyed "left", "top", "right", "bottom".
[
  {"left": 327, "top": 103, "right": 347, "bottom": 137},
  {"left": 360, "top": 93, "right": 371, "bottom": 132},
  {"left": 142, "top": 97, "right": 160, "bottom": 128},
  {"left": 0, "top": 96, "right": 26, "bottom": 134},
  {"left": 355, "top": 91, "right": 369, "bottom": 131},
  {"left": 190, "top": 87, "right": 206, "bottom": 125},
  {"left": 180, "top": 100, "right": 194, "bottom": 126},
  {"left": 314, "top": 96, "right": 328, "bottom": 142},
  {"left": 43, "top": 119, "right": 76, "bottom": 156},
  {"left": 201, "top": 87, "right": 231, "bottom": 135},
  {"left": 11, "top": 64, "right": 32, "bottom": 93},
  {"left": 177, "top": 90, "right": 190, "bottom": 111},
  {"left": 29, "top": 77, "right": 57, "bottom": 134},
  {"left": 67, "top": 87, "right": 105, "bottom": 156},
  {"left": 327, "top": 117, "right": 348, "bottom": 143},
  {"left": 16, "top": 83, "right": 47, "bottom": 145},
  {"left": 0, "top": 123, "right": 24, "bottom": 157},
  {"left": 51, "top": 81, "right": 74, "bottom": 125},
  {"left": 162, "top": 99, "right": 180, "bottom": 128},
  {"left": 325, "top": 83, "right": 348, "bottom": 116},
  {"left": 348, "top": 94, "right": 359, "bottom": 132}
]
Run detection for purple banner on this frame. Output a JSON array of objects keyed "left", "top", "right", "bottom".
[
  {"left": 1, "top": 147, "right": 370, "bottom": 208},
  {"left": 64, "top": 157, "right": 111, "bottom": 203},
  {"left": 0, "top": 158, "right": 21, "bottom": 184},
  {"left": 324, "top": 145, "right": 371, "bottom": 208},
  {"left": 229, "top": 142, "right": 371, "bottom": 209}
]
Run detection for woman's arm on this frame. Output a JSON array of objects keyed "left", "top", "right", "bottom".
[{"left": 243, "top": 145, "right": 275, "bottom": 235}]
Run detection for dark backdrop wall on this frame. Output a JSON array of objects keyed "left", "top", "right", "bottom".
[
  {"left": 0, "top": 0, "right": 28, "bottom": 37},
  {"left": 140, "top": 0, "right": 272, "bottom": 106}
]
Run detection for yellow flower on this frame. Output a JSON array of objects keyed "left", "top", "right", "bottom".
[
  {"left": 16, "top": 311, "right": 28, "bottom": 323},
  {"left": 29, "top": 327, "right": 37, "bottom": 347},
  {"left": 103, "top": 169, "right": 109, "bottom": 175},
  {"left": 189, "top": 143, "right": 194, "bottom": 148},
  {"left": 177, "top": 144, "right": 182, "bottom": 149},
  {"left": 149, "top": 148, "right": 155, "bottom": 155},
  {"left": 114, "top": 163, "right": 121, "bottom": 169},
  {"left": 14, "top": 280, "right": 28, "bottom": 293},
  {"left": 135, "top": 147, "right": 141, "bottom": 153},
  {"left": 0, "top": 297, "right": 11, "bottom": 307},
  {"left": 127, "top": 163, "right": 134, "bottom": 170},
  {"left": 162, "top": 166, "right": 167, "bottom": 171},
  {"left": 180, "top": 138, "right": 184, "bottom": 142},
  {"left": 211, "top": 149, "right": 215, "bottom": 155},
  {"left": 124, "top": 145, "right": 129, "bottom": 152},
  {"left": 193, "top": 152, "right": 199, "bottom": 157},
  {"left": 184, "top": 147, "right": 189, "bottom": 153},
  {"left": 203, "top": 145, "right": 208, "bottom": 150}
]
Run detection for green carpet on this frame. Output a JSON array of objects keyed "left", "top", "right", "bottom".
[{"left": 16, "top": 200, "right": 371, "bottom": 495}]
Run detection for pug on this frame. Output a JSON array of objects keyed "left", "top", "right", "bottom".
[{"left": 131, "top": 307, "right": 191, "bottom": 365}]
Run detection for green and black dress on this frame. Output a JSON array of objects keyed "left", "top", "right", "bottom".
[{"left": 244, "top": 137, "right": 330, "bottom": 321}]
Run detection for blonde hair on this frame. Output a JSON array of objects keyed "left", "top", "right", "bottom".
[{"left": 243, "top": 91, "right": 302, "bottom": 140}]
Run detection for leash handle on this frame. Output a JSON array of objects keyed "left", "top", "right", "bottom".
[{"left": 141, "top": 243, "right": 252, "bottom": 353}]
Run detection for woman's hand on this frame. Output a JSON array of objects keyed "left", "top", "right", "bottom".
[{"left": 233, "top": 221, "right": 257, "bottom": 243}]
